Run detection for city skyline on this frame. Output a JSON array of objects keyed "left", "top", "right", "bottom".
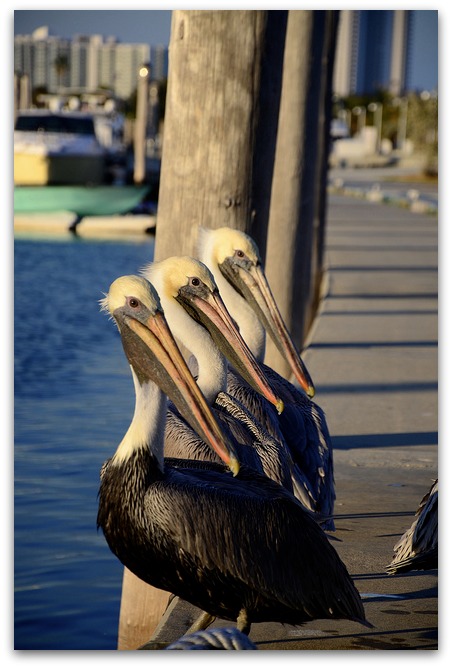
[
  {"left": 14, "top": 9, "right": 437, "bottom": 93},
  {"left": 14, "top": 10, "right": 172, "bottom": 46}
]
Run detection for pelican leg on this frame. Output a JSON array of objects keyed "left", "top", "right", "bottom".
[
  {"left": 236, "top": 609, "right": 251, "bottom": 635},
  {"left": 186, "top": 611, "right": 216, "bottom": 634}
]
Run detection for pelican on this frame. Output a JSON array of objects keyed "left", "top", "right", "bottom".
[
  {"left": 142, "top": 256, "right": 309, "bottom": 501},
  {"left": 98, "top": 275, "right": 369, "bottom": 634},
  {"left": 386, "top": 479, "right": 438, "bottom": 575},
  {"left": 196, "top": 226, "right": 335, "bottom": 529}
]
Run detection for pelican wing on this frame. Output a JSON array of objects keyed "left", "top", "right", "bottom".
[
  {"left": 146, "top": 465, "right": 364, "bottom": 623},
  {"left": 387, "top": 479, "right": 438, "bottom": 574},
  {"left": 227, "top": 365, "right": 335, "bottom": 528}
]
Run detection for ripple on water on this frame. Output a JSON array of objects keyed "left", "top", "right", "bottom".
[{"left": 15, "top": 235, "right": 154, "bottom": 649}]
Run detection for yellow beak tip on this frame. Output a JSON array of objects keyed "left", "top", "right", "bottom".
[
  {"left": 307, "top": 385, "right": 316, "bottom": 398},
  {"left": 229, "top": 457, "right": 241, "bottom": 476},
  {"left": 276, "top": 398, "right": 284, "bottom": 415}
]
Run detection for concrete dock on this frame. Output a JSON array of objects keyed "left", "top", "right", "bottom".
[
  {"left": 142, "top": 193, "right": 438, "bottom": 650},
  {"left": 13, "top": 211, "right": 156, "bottom": 239}
]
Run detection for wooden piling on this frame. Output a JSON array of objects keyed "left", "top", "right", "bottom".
[
  {"left": 263, "top": 11, "right": 337, "bottom": 378},
  {"left": 117, "top": 10, "right": 275, "bottom": 649},
  {"left": 116, "top": 9, "right": 337, "bottom": 650},
  {"left": 310, "top": 11, "right": 340, "bottom": 329},
  {"left": 133, "top": 64, "right": 150, "bottom": 185},
  {"left": 153, "top": 9, "right": 268, "bottom": 257}
]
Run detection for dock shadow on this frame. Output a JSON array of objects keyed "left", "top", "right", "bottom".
[
  {"left": 255, "top": 625, "right": 437, "bottom": 650},
  {"left": 310, "top": 340, "right": 437, "bottom": 349},
  {"left": 331, "top": 431, "right": 437, "bottom": 450}
]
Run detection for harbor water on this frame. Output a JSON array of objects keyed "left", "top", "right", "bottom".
[{"left": 14, "top": 234, "right": 155, "bottom": 650}]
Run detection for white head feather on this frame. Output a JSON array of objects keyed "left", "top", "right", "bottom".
[
  {"left": 141, "top": 257, "right": 228, "bottom": 404},
  {"left": 196, "top": 227, "right": 266, "bottom": 360}
]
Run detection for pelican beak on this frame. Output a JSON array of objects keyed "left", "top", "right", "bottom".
[
  {"left": 119, "top": 309, "right": 240, "bottom": 475},
  {"left": 176, "top": 287, "right": 284, "bottom": 414},
  {"left": 219, "top": 258, "right": 315, "bottom": 398}
]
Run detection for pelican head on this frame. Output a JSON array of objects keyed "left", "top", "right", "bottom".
[
  {"left": 197, "top": 227, "right": 315, "bottom": 398},
  {"left": 101, "top": 275, "right": 239, "bottom": 474},
  {"left": 142, "top": 257, "right": 284, "bottom": 414}
]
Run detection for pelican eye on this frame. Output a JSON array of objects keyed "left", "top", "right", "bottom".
[
  {"left": 235, "top": 249, "right": 245, "bottom": 259},
  {"left": 128, "top": 297, "right": 140, "bottom": 308},
  {"left": 190, "top": 277, "right": 201, "bottom": 287}
]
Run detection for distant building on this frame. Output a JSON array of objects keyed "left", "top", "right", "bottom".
[
  {"left": 333, "top": 9, "right": 431, "bottom": 97},
  {"left": 14, "top": 27, "right": 168, "bottom": 100},
  {"left": 70, "top": 34, "right": 104, "bottom": 90},
  {"left": 150, "top": 45, "right": 169, "bottom": 82},
  {"left": 98, "top": 38, "right": 118, "bottom": 91},
  {"left": 15, "top": 28, "right": 70, "bottom": 91},
  {"left": 114, "top": 43, "right": 151, "bottom": 99},
  {"left": 389, "top": 10, "right": 412, "bottom": 96}
]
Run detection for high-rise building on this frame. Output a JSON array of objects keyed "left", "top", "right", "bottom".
[
  {"left": 14, "top": 28, "right": 165, "bottom": 100},
  {"left": 333, "top": 11, "right": 359, "bottom": 97},
  {"left": 98, "top": 38, "right": 118, "bottom": 91},
  {"left": 114, "top": 43, "right": 151, "bottom": 99},
  {"left": 150, "top": 45, "right": 169, "bottom": 82},
  {"left": 389, "top": 10, "right": 412, "bottom": 96},
  {"left": 333, "top": 10, "right": 420, "bottom": 97},
  {"left": 15, "top": 27, "right": 71, "bottom": 91},
  {"left": 70, "top": 34, "right": 103, "bottom": 90}
]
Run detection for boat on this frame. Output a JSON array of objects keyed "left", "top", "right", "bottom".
[
  {"left": 14, "top": 185, "right": 150, "bottom": 217},
  {"left": 14, "top": 105, "right": 157, "bottom": 217},
  {"left": 14, "top": 109, "right": 108, "bottom": 186}
]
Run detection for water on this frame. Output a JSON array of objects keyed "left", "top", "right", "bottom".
[{"left": 14, "top": 234, "right": 155, "bottom": 650}]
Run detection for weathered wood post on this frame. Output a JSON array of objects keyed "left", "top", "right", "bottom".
[
  {"left": 154, "top": 10, "right": 269, "bottom": 258},
  {"left": 133, "top": 64, "right": 150, "bottom": 185},
  {"left": 249, "top": 11, "right": 288, "bottom": 262},
  {"left": 14, "top": 73, "right": 20, "bottom": 124},
  {"left": 310, "top": 11, "right": 340, "bottom": 326},
  {"left": 19, "top": 73, "right": 31, "bottom": 110},
  {"left": 117, "top": 9, "right": 287, "bottom": 649},
  {"left": 263, "top": 10, "right": 337, "bottom": 379}
]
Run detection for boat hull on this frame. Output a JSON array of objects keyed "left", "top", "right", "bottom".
[
  {"left": 14, "top": 185, "right": 150, "bottom": 217},
  {"left": 14, "top": 152, "right": 106, "bottom": 186}
]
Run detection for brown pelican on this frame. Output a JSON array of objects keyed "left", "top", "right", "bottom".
[
  {"left": 142, "top": 257, "right": 308, "bottom": 500},
  {"left": 196, "top": 226, "right": 335, "bottom": 529},
  {"left": 97, "top": 275, "right": 369, "bottom": 634},
  {"left": 386, "top": 479, "right": 438, "bottom": 575}
]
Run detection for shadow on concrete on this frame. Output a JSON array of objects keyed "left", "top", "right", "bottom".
[
  {"left": 328, "top": 265, "right": 437, "bottom": 272},
  {"left": 322, "top": 309, "right": 437, "bottom": 316},
  {"left": 327, "top": 245, "right": 438, "bottom": 252},
  {"left": 331, "top": 431, "right": 438, "bottom": 450},
  {"left": 310, "top": 340, "right": 437, "bottom": 349},
  {"left": 319, "top": 382, "right": 437, "bottom": 394},
  {"left": 255, "top": 626, "right": 437, "bottom": 650},
  {"left": 327, "top": 292, "right": 438, "bottom": 300},
  {"left": 334, "top": 510, "right": 418, "bottom": 520}
]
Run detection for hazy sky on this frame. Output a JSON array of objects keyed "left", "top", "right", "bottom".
[
  {"left": 14, "top": 10, "right": 172, "bottom": 45},
  {"left": 13, "top": 9, "right": 437, "bottom": 90},
  {"left": 410, "top": 11, "right": 438, "bottom": 90}
]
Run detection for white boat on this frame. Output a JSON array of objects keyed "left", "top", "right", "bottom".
[{"left": 14, "top": 110, "right": 107, "bottom": 186}]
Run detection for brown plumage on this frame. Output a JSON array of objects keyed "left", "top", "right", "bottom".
[
  {"left": 387, "top": 479, "right": 438, "bottom": 575},
  {"left": 98, "top": 275, "right": 369, "bottom": 635}
]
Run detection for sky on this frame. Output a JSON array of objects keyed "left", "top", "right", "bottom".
[
  {"left": 410, "top": 11, "right": 438, "bottom": 90},
  {"left": 13, "top": 7, "right": 438, "bottom": 91},
  {"left": 14, "top": 9, "right": 172, "bottom": 46}
]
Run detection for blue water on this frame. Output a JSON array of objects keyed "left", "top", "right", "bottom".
[{"left": 14, "top": 234, "right": 155, "bottom": 650}]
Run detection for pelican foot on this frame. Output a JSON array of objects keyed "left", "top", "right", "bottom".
[
  {"left": 236, "top": 608, "right": 251, "bottom": 635},
  {"left": 186, "top": 611, "right": 216, "bottom": 634}
]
